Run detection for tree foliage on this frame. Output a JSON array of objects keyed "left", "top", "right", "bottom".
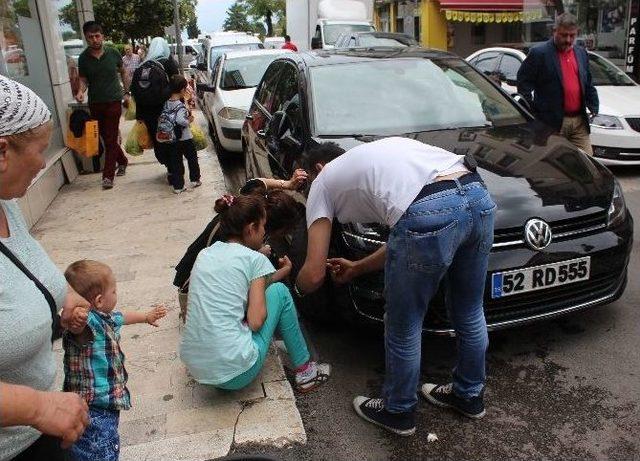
[
  {"left": 242, "top": 0, "right": 285, "bottom": 37},
  {"left": 59, "top": 0, "right": 199, "bottom": 43},
  {"left": 223, "top": 1, "right": 253, "bottom": 32}
]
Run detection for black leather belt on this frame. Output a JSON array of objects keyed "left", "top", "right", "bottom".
[{"left": 412, "top": 172, "right": 483, "bottom": 204}]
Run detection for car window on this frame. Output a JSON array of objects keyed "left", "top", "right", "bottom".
[
  {"left": 272, "top": 64, "right": 303, "bottom": 140},
  {"left": 208, "top": 43, "right": 263, "bottom": 67},
  {"left": 497, "top": 54, "right": 521, "bottom": 81},
  {"left": 211, "top": 56, "right": 222, "bottom": 85},
  {"left": 323, "top": 24, "right": 375, "bottom": 46},
  {"left": 471, "top": 51, "right": 501, "bottom": 75},
  {"left": 220, "top": 54, "right": 285, "bottom": 90},
  {"left": 256, "top": 61, "right": 284, "bottom": 113},
  {"left": 359, "top": 35, "right": 412, "bottom": 47},
  {"left": 589, "top": 53, "right": 636, "bottom": 86},
  {"left": 309, "top": 57, "right": 526, "bottom": 136},
  {"left": 349, "top": 37, "right": 357, "bottom": 47}
]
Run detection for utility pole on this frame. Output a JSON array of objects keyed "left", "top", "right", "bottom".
[{"left": 173, "top": 0, "right": 184, "bottom": 71}]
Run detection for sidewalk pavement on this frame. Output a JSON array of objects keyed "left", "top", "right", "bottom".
[{"left": 33, "top": 113, "right": 306, "bottom": 460}]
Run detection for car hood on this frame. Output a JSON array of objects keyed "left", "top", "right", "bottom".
[
  {"left": 218, "top": 87, "right": 257, "bottom": 111},
  {"left": 314, "top": 122, "right": 615, "bottom": 230},
  {"left": 596, "top": 85, "right": 640, "bottom": 117}
]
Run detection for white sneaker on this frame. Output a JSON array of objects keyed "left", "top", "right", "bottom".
[
  {"left": 294, "top": 362, "right": 330, "bottom": 393},
  {"left": 173, "top": 187, "right": 187, "bottom": 194},
  {"left": 191, "top": 180, "right": 202, "bottom": 188}
]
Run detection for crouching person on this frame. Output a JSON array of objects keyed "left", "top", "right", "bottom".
[{"left": 179, "top": 194, "right": 330, "bottom": 392}]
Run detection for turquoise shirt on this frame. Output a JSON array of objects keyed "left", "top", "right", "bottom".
[{"left": 179, "top": 242, "right": 274, "bottom": 385}]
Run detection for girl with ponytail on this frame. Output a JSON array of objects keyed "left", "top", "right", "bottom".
[{"left": 179, "top": 194, "right": 330, "bottom": 393}]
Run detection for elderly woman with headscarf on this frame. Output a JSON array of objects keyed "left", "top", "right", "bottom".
[
  {"left": 131, "top": 37, "right": 180, "bottom": 174},
  {"left": 0, "top": 76, "right": 91, "bottom": 461}
]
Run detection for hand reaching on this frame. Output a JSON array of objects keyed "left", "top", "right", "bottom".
[
  {"left": 327, "top": 258, "right": 359, "bottom": 285},
  {"left": 286, "top": 169, "right": 308, "bottom": 190},
  {"left": 258, "top": 244, "right": 272, "bottom": 256},
  {"left": 145, "top": 305, "right": 168, "bottom": 327},
  {"left": 68, "top": 305, "right": 90, "bottom": 334},
  {"left": 272, "top": 255, "right": 292, "bottom": 282},
  {"left": 61, "top": 287, "right": 91, "bottom": 334}
]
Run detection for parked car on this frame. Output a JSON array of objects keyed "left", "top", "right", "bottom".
[
  {"left": 170, "top": 43, "right": 201, "bottom": 69},
  {"left": 334, "top": 31, "right": 418, "bottom": 49},
  {"left": 264, "top": 37, "right": 286, "bottom": 49},
  {"left": 242, "top": 48, "right": 633, "bottom": 334},
  {"left": 197, "top": 49, "right": 292, "bottom": 158},
  {"left": 467, "top": 47, "right": 640, "bottom": 166}
]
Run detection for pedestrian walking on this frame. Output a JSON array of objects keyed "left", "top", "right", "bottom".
[
  {"left": 179, "top": 194, "right": 330, "bottom": 393},
  {"left": 281, "top": 35, "right": 298, "bottom": 52},
  {"left": 158, "top": 75, "right": 202, "bottom": 194},
  {"left": 517, "top": 12, "right": 599, "bottom": 155},
  {"left": 131, "top": 37, "right": 180, "bottom": 175},
  {"left": 295, "top": 137, "right": 496, "bottom": 436},
  {"left": 136, "top": 44, "right": 147, "bottom": 61},
  {"left": 63, "top": 260, "right": 167, "bottom": 461},
  {"left": 121, "top": 44, "right": 140, "bottom": 93},
  {"left": 75, "top": 21, "right": 129, "bottom": 190},
  {"left": 0, "top": 75, "right": 91, "bottom": 461}
]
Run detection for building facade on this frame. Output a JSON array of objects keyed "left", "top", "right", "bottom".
[
  {"left": 375, "top": 0, "right": 640, "bottom": 80},
  {"left": 1, "top": 0, "right": 93, "bottom": 227}
]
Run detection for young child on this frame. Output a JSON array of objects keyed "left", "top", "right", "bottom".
[
  {"left": 158, "top": 74, "right": 201, "bottom": 194},
  {"left": 180, "top": 194, "right": 330, "bottom": 393},
  {"left": 63, "top": 260, "right": 167, "bottom": 461}
]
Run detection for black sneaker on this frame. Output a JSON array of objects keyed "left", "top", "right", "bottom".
[
  {"left": 116, "top": 164, "right": 127, "bottom": 176},
  {"left": 353, "top": 396, "right": 416, "bottom": 436},
  {"left": 421, "top": 383, "right": 485, "bottom": 419}
]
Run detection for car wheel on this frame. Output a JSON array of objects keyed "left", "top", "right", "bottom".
[
  {"left": 210, "top": 118, "right": 233, "bottom": 162},
  {"left": 288, "top": 219, "right": 340, "bottom": 325}
]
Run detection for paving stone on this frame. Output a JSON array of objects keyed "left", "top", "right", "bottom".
[
  {"left": 119, "top": 414, "right": 167, "bottom": 446},
  {"left": 120, "top": 428, "right": 234, "bottom": 461},
  {"left": 234, "top": 398, "right": 307, "bottom": 447},
  {"left": 165, "top": 403, "right": 241, "bottom": 437}
]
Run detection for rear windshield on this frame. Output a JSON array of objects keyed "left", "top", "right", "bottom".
[
  {"left": 220, "top": 54, "right": 285, "bottom": 90},
  {"left": 209, "top": 43, "right": 264, "bottom": 65}
]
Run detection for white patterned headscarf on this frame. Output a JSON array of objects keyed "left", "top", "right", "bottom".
[{"left": 0, "top": 75, "right": 51, "bottom": 137}]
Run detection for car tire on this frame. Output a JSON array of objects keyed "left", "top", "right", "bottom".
[
  {"left": 288, "top": 218, "right": 341, "bottom": 325},
  {"left": 210, "top": 118, "right": 233, "bottom": 162}
]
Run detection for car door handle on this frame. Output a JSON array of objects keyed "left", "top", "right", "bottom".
[
  {"left": 246, "top": 114, "right": 254, "bottom": 121},
  {"left": 257, "top": 129, "right": 266, "bottom": 138}
]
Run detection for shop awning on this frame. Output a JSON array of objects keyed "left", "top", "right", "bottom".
[{"left": 438, "top": 0, "right": 523, "bottom": 11}]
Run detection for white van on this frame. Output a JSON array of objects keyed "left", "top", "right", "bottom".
[{"left": 169, "top": 43, "right": 201, "bottom": 69}]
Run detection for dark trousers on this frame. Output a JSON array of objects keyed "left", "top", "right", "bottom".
[
  {"left": 89, "top": 101, "right": 128, "bottom": 181},
  {"left": 167, "top": 139, "right": 201, "bottom": 190},
  {"left": 11, "top": 434, "right": 68, "bottom": 461}
]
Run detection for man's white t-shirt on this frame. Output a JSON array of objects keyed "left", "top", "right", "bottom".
[{"left": 306, "top": 137, "right": 467, "bottom": 228}]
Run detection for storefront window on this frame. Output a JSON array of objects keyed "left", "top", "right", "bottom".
[
  {"left": 55, "top": 0, "right": 82, "bottom": 95},
  {"left": 1, "top": 0, "right": 64, "bottom": 158}
]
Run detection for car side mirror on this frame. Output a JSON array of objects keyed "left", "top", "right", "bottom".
[
  {"left": 196, "top": 62, "right": 207, "bottom": 71},
  {"left": 196, "top": 83, "right": 215, "bottom": 93},
  {"left": 311, "top": 37, "right": 322, "bottom": 50},
  {"left": 267, "top": 111, "right": 289, "bottom": 139},
  {"left": 189, "top": 63, "right": 197, "bottom": 69}
]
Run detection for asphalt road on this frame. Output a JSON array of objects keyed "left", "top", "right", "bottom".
[{"left": 219, "top": 155, "right": 640, "bottom": 461}]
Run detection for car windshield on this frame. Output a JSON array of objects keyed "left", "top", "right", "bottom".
[
  {"left": 220, "top": 54, "right": 283, "bottom": 90},
  {"left": 309, "top": 57, "right": 526, "bottom": 136},
  {"left": 324, "top": 24, "right": 375, "bottom": 45},
  {"left": 209, "top": 43, "right": 264, "bottom": 64},
  {"left": 589, "top": 54, "right": 636, "bottom": 86}
]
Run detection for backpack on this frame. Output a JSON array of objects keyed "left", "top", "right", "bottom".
[
  {"left": 131, "top": 60, "right": 170, "bottom": 106},
  {"left": 156, "top": 103, "right": 184, "bottom": 143}
]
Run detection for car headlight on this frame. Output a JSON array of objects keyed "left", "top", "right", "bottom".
[
  {"left": 590, "top": 114, "right": 624, "bottom": 130},
  {"left": 608, "top": 180, "right": 627, "bottom": 227},
  {"left": 342, "top": 223, "right": 387, "bottom": 252},
  {"left": 218, "top": 107, "right": 247, "bottom": 120}
]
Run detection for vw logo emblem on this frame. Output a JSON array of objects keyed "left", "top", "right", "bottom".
[{"left": 524, "top": 218, "right": 552, "bottom": 250}]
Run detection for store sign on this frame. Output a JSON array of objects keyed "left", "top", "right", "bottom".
[{"left": 626, "top": 0, "right": 640, "bottom": 76}]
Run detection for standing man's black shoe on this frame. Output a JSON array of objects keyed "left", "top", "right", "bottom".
[
  {"left": 421, "top": 383, "right": 485, "bottom": 418},
  {"left": 353, "top": 396, "right": 416, "bottom": 436}
]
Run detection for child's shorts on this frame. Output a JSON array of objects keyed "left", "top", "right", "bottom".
[{"left": 70, "top": 407, "right": 120, "bottom": 461}]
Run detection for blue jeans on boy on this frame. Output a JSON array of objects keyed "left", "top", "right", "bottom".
[
  {"left": 217, "top": 283, "right": 310, "bottom": 390},
  {"left": 383, "top": 178, "right": 495, "bottom": 413},
  {"left": 70, "top": 407, "right": 120, "bottom": 461}
]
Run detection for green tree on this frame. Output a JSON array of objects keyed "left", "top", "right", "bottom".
[
  {"left": 241, "top": 0, "right": 284, "bottom": 37},
  {"left": 223, "top": 1, "right": 252, "bottom": 32},
  {"left": 60, "top": 0, "right": 198, "bottom": 43}
]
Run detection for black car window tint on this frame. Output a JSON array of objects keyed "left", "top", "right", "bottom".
[
  {"left": 256, "top": 62, "right": 284, "bottom": 114},
  {"left": 212, "top": 56, "right": 222, "bottom": 85},
  {"left": 498, "top": 54, "right": 521, "bottom": 81},
  {"left": 273, "top": 64, "right": 303, "bottom": 139}
]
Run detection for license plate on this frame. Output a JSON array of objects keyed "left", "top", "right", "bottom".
[{"left": 491, "top": 257, "right": 591, "bottom": 299}]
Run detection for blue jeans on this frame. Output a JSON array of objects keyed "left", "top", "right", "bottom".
[
  {"left": 217, "top": 283, "right": 311, "bottom": 390},
  {"left": 70, "top": 407, "right": 120, "bottom": 461},
  {"left": 383, "top": 179, "right": 496, "bottom": 413}
]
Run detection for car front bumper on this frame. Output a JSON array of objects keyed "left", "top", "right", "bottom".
[
  {"left": 341, "top": 212, "right": 633, "bottom": 336},
  {"left": 591, "top": 123, "right": 640, "bottom": 165}
]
